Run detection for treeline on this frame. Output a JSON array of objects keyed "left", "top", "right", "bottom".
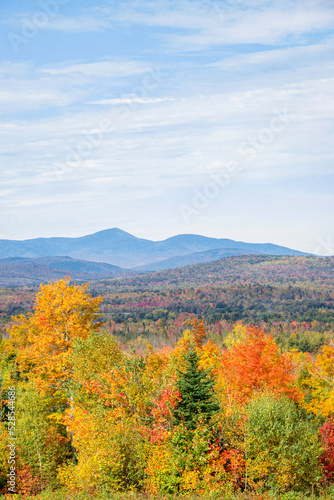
[
  {"left": 91, "top": 255, "right": 334, "bottom": 290},
  {"left": 1, "top": 278, "right": 334, "bottom": 496},
  {"left": 97, "top": 284, "right": 334, "bottom": 324},
  {"left": 1, "top": 281, "right": 334, "bottom": 354}
]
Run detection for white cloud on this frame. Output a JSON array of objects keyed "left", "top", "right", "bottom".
[
  {"left": 1, "top": 0, "right": 333, "bottom": 246},
  {"left": 42, "top": 60, "right": 150, "bottom": 77},
  {"left": 214, "top": 37, "right": 334, "bottom": 71},
  {"left": 111, "top": 0, "right": 334, "bottom": 50},
  {"left": 88, "top": 97, "right": 174, "bottom": 105},
  {"left": 1, "top": 76, "right": 333, "bottom": 200},
  {"left": 0, "top": 59, "right": 158, "bottom": 115},
  {"left": 6, "top": 0, "right": 334, "bottom": 49}
]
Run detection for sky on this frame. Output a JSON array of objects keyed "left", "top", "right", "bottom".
[{"left": 0, "top": 0, "right": 333, "bottom": 255}]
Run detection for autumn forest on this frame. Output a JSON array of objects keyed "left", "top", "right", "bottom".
[{"left": 1, "top": 255, "right": 334, "bottom": 499}]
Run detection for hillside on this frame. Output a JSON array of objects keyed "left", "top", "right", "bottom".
[
  {"left": 133, "top": 248, "right": 261, "bottom": 271},
  {"left": 0, "top": 228, "right": 309, "bottom": 270},
  {"left": 1, "top": 255, "right": 333, "bottom": 350},
  {"left": 0, "top": 256, "right": 131, "bottom": 286},
  {"left": 95, "top": 255, "right": 334, "bottom": 291}
]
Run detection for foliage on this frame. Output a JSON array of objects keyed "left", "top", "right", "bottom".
[
  {"left": 6, "top": 277, "right": 103, "bottom": 413},
  {"left": 174, "top": 343, "right": 219, "bottom": 430},
  {"left": 1, "top": 270, "right": 334, "bottom": 497},
  {"left": 319, "top": 418, "right": 334, "bottom": 484},
  {"left": 14, "top": 384, "right": 71, "bottom": 494},
  {"left": 220, "top": 326, "right": 301, "bottom": 408},
  {"left": 245, "top": 393, "right": 323, "bottom": 493}
]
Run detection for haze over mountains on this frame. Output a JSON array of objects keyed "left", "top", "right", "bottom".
[{"left": 0, "top": 228, "right": 309, "bottom": 279}]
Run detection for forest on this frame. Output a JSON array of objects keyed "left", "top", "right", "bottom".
[
  {"left": 1, "top": 256, "right": 334, "bottom": 498},
  {"left": 1, "top": 256, "right": 334, "bottom": 352}
]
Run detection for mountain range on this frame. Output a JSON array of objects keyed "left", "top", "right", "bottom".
[{"left": 0, "top": 229, "right": 309, "bottom": 277}]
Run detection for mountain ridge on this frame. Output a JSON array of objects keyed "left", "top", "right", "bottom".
[{"left": 0, "top": 228, "right": 310, "bottom": 270}]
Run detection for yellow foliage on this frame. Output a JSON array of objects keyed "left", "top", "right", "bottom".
[
  {"left": 224, "top": 322, "right": 248, "bottom": 349},
  {"left": 60, "top": 405, "right": 129, "bottom": 490},
  {"left": 6, "top": 277, "right": 103, "bottom": 402},
  {"left": 181, "top": 469, "right": 200, "bottom": 491},
  {"left": 302, "top": 342, "right": 334, "bottom": 417},
  {"left": 144, "top": 442, "right": 173, "bottom": 494},
  {"left": 199, "top": 339, "right": 221, "bottom": 373}
]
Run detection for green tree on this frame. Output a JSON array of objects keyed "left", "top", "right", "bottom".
[
  {"left": 173, "top": 343, "right": 219, "bottom": 431},
  {"left": 246, "top": 393, "right": 323, "bottom": 493},
  {"left": 15, "top": 384, "right": 71, "bottom": 494}
]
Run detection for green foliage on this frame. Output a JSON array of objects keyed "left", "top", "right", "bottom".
[
  {"left": 15, "top": 384, "right": 71, "bottom": 493},
  {"left": 246, "top": 393, "right": 324, "bottom": 493},
  {"left": 174, "top": 343, "right": 219, "bottom": 430}
]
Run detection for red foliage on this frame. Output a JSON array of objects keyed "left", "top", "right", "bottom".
[
  {"left": 150, "top": 387, "right": 181, "bottom": 443},
  {"left": 16, "top": 462, "right": 42, "bottom": 496},
  {"left": 320, "top": 418, "right": 334, "bottom": 483}
]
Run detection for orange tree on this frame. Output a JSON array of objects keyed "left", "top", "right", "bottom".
[{"left": 219, "top": 326, "right": 302, "bottom": 409}]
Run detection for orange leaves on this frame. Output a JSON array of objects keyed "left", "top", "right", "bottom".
[
  {"left": 150, "top": 387, "right": 181, "bottom": 443},
  {"left": 220, "top": 326, "right": 301, "bottom": 407},
  {"left": 16, "top": 462, "right": 41, "bottom": 496},
  {"left": 189, "top": 318, "right": 207, "bottom": 348}
]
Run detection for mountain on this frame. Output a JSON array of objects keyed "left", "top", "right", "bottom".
[
  {"left": 0, "top": 256, "right": 131, "bottom": 286},
  {"left": 0, "top": 228, "right": 309, "bottom": 270}
]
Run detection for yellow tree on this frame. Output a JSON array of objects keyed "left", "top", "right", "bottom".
[
  {"left": 59, "top": 332, "right": 170, "bottom": 492},
  {"left": 6, "top": 277, "right": 103, "bottom": 414},
  {"left": 301, "top": 342, "right": 334, "bottom": 418},
  {"left": 1, "top": 277, "right": 103, "bottom": 492}
]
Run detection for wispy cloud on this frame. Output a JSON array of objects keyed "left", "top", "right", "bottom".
[
  {"left": 0, "top": 0, "right": 333, "bottom": 251},
  {"left": 41, "top": 60, "right": 150, "bottom": 77},
  {"left": 5, "top": 0, "right": 334, "bottom": 48},
  {"left": 110, "top": 0, "right": 334, "bottom": 50},
  {"left": 89, "top": 97, "right": 174, "bottom": 105}
]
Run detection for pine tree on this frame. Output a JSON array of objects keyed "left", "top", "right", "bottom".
[{"left": 174, "top": 343, "right": 219, "bottom": 430}]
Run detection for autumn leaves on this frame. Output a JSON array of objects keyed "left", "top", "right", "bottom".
[{"left": 1, "top": 277, "right": 334, "bottom": 495}]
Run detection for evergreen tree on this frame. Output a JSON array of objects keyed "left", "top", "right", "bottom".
[{"left": 174, "top": 343, "right": 219, "bottom": 430}]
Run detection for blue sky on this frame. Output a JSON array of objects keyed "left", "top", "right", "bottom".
[{"left": 0, "top": 0, "right": 333, "bottom": 254}]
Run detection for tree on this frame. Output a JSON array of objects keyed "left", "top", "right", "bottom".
[
  {"left": 319, "top": 418, "right": 334, "bottom": 484},
  {"left": 14, "top": 384, "right": 71, "bottom": 495},
  {"left": 173, "top": 343, "right": 219, "bottom": 431},
  {"left": 220, "top": 326, "right": 301, "bottom": 408},
  {"left": 6, "top": 276, "right": 103, "bottom": 407},
  {"left": 246, "top": 393, "right": 323, "bottom": 492},
  {"left": 1, "top": 277, "right": 103, "bottom": 493},
  {"left": 303, "top": 343, "right": 334, "bottom": 417}
]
